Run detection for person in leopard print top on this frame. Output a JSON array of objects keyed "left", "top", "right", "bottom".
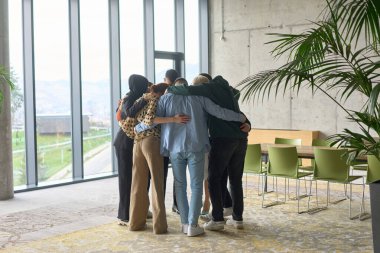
[{"left": 129, "top": 83, "right": 189, "bottom": 234}]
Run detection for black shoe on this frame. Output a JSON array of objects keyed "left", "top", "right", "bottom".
[{"left": 172, "top": 206, "right": 180, "bottom": 214}]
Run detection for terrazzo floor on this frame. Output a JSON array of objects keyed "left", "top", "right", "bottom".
[{"left": 0, "top": 173, "right": 373, "bottom": 253}]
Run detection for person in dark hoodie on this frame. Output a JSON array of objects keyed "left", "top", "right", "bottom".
[
  {"left": 199, "top": 74, "right": 235, "bottom": 217},
  {"left": 167, "top": 75, "right": 251, "bottom": 230},
  {"left": 114, "top": 74, "right": 149, "bottom": 225}
]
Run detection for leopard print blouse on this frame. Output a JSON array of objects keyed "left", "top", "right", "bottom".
[{"left": 134, "top": 95, "right": 161, "bottom": 143}]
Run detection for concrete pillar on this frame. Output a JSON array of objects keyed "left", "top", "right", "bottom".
[{"left": 0, "top": 0, "right": 14, "bottom": 200}]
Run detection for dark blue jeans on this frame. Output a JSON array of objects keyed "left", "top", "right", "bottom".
[
  {"left": 222, "top": 169, "right": 233, "bottom": 208},
  {"left": 208, "top": 138, "right": 247, "bottom": 221}
]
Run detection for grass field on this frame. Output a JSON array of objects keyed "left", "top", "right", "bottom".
[{"left": 12, "top": 128, "right": 111, "bottom": 186}]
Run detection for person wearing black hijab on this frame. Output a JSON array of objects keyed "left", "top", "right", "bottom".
[{"left": 114, "top": 74, "right": 149, "bottom": 225}]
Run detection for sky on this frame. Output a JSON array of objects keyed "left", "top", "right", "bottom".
[{"left": 9, "top": 0, "right": 199, "bottom": 86}]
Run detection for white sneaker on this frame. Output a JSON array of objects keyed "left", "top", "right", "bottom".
[
  {"left": 187, "top": 224, "right": 205, "bottom": 237},
  {"left": 181, "top": 224, "right": 189, "bottom": 234},
  {"left": 226, "top": 218, "right": 243, "bottom": 229},
  {"left": 223, "top": 207, "right": 233, "bottom": 217},
  {"left": 200, "top": 213, "right": 212, "bottom": 222},
  {"left": 117, "top": 219, "right": 128, "bottom": 226},
  {"left": 203, "top": 220, "right": 225, "bottom": 231},
  {"left": 147, "top": 210, "right": 153, "bottom": 219}
]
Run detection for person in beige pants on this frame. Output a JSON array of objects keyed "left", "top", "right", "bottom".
[
  {"left": 129, "top": 135, "right": 167, "bottom": 234},
  {"left": 129, "top": 83, "right": 189, "bottom": 234}
]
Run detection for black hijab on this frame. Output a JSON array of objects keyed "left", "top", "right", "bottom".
[{"left": 124, "top": 74, "right": 148, "bottom": 109}]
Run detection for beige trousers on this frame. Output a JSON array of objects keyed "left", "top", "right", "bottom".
[{"left": 129, "top": 135, "right": 167, "bottom": 234}]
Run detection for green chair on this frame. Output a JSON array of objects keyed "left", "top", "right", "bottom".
[
  {"left": 354, "top": 155, "right": 380, "bottom": 220},
  {"left": 367, "top": 155, "right": 380, "bottom": 183},
  {"left": 311, "top": 139, "right": 349, "bottom": 198},
  {"left": 243, "top": 144, "right": 267, "bottom": 197},
  {"left": 308, "top": 148, "right": 364, "bottom": 219},
  {"left": 275, "top": 137, "right": 310, "bottom": 197},
  {"left": 274, "top": 138, "right": 303, "bottom": 167},
  {"left": 264, "top": 146, "right": 312, "bottom": 213},
  {"left": 312, "top": 138, "right": 331, "bottom": 147},
  {"left": 301, "top": 138, "right": 332, "bottom": 172},
  {"left": 274, "top": 137, "right": 301, "bottom": 145}
]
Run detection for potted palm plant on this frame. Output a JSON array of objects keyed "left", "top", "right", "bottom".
[{"left": 237, "top": 0, "right": 380, "bottom": 251}]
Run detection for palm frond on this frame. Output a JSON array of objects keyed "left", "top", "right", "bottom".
[
  {"left": 327, "top": 0, "right": 380, "bottom": 48},
  {"left": 369, "top": 84, "right": 380, "bottom": 115},
  {"left": 328, "top": 110, "right": 380, "bottom": 160}
]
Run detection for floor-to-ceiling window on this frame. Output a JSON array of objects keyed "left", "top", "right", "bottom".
[
  {"left": 185, "top": 0, "right": 200, "bottom": 81},
  {"left": 8, "top": 0, "right": 207, "bottom": 191},
  {"left": 154, "top": 0, "right": 177, "bottom": 81},
  {"left": 33, "top": 0, "right": 72, "bottom": 184},
  {"left": 154, "top": 0, "right": 175, "bottom": 52},
  {"left": 80, "top": 0, "right": 112, "bottom": 178},
  {"left": 120, "top": 0, "right": 145, "bottom": 95},
  {"left": 8, "top": 0, "right": 26, "bottom": 187}
]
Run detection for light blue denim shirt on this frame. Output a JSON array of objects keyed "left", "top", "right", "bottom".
[{"left": 135, "top": 93, "right": 245, "bottom": 156}]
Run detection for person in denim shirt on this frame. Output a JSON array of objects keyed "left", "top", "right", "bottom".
[{"left": 135, "top": 92, "right": 246, "bottom": 236}]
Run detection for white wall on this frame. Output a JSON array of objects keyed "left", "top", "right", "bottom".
[{"left": 209, "top": 0, "right": 364, "bottom": 138}]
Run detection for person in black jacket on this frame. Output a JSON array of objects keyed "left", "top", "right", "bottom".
[{"left": 114, "top": 74, "right": 149, "bottom": 225}]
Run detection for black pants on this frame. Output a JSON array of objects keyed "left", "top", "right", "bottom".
[
  {"left": 163, "top": 156, "right": 169, "bottom": 196},
  {"left": 222, "top": 169, "right": 233, "bottom": 208},
  {"left": 114, "top": 129, "right": 134, "bottom": 221},
  {"left": 208, "top": 138, "right": 247, "bottom": 221}
]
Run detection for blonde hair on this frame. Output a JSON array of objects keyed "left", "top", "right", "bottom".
[{"left": 192, "top": 75, "right": 209, "bottom": 86}]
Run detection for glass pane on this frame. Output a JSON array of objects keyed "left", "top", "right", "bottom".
[
  {"left": 80, "top": 0, "right": 112, "bottom": 178},
  {"left": 154, "top": 0, "right": 175, "bottom": 51},
  {"left": 120, "top": 0, "right": 145, "bottom": 96},
  {"left": 34, "top": 0, "right": 72, "bottom": 184},
  {"left": 9, "top": 0, "right": 26, "bottom": 187},
  {"left": 155, "top": 59, "right": 174, "bottom": 84},
  {"left": 185, "top": 0, "right": 200, "bottom": 81}
]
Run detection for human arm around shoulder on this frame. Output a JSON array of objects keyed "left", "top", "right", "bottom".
[
  {"left": 134, "top": 96, "right": 190, "bottom": 133},
  {"left": 121, "top": 97, "right": 147, "bottom": 119},
  {"left": 201, "top": 97, "right": 246, "bottom": 123}
]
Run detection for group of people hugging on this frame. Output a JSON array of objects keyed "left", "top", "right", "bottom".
[{"left": 114, "top": 69, "right": 251, "bottom": 237}]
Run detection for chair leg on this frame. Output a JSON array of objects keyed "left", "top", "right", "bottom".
[
  {"left": 286, "top": 178, "right": 290, "bottom": 200},
  {"left": 257, "top": 173, "right": 261, "bottom": 196},
  {"left": 359, "top": 182, "right": 371, "bottom": 220},
  {"left": 344, "top": 183, "right": 349, "bottom": 199},
  {"left": 327, "top": 182, "right": 330, "bottom": 206},
  {"left": 284, "top": 178, "right": 287, "bottom": 202},
  {"left": 262, "top": 176, "right": 284, "bottom": 208},
  {"left": 307, "top": 180, "right": 312, "bottom": 211},
  {"left": 261, "top": 176, "right": 266, "bottom": 208},
  {"left": 297, "top": 179, "right": 311, "bottom": 214},
  {"left": 289, "top": 178, "right": 309, "bottom": 200},
  {"left": 307, "top": 180, "right": 328, "bottom": 214},
  {"left": 329, "top": 182, "right": 349, "bottom": 204},
  {"left": 351, "top": 178, "right": 371, "bottom": 220},
  {"left": 244, "top": 173, "right": 247, "bottom": 198},
  {"left": 297, "top": 180, "right": 300, "bottom": 213},
  {"left": 349, "top": 183, "right": 352, "bottom": 219}
]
